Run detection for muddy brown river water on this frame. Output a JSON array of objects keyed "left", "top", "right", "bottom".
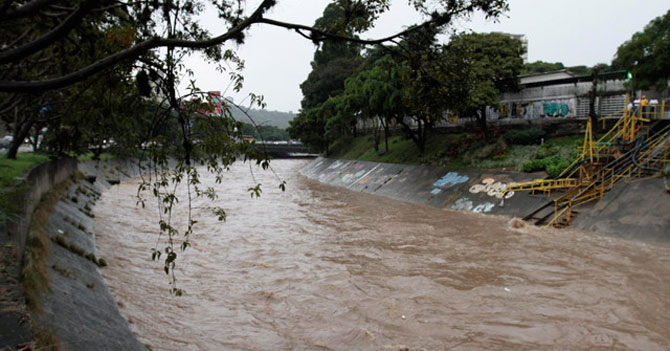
[{"left": 94, "top": 159, "right": 670, "bottom": 351}]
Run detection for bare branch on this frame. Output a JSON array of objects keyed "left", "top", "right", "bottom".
[
  {"left": 1, "top": 0, "right": 58, "bottom": 20},
  {"left": 0, "top": 95, "right": 22, "bottom": 115},
  {"left": 0, "top": 0, "right": 97, "bottom": 64},
  {"left": 6, "top": 24, "right": 37, "bottom": 48},
  {"left": 0, "top": 0, "right": 486, "bottom": 93}
]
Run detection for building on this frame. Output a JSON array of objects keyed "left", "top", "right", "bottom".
[
  {"left": 207, "top": 91, "right": 222, "bottom": 116},
  {"left": 484, "top": 69, "right": 630, "bottom": 121}
]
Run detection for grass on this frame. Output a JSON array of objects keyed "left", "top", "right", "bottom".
[
  {"left": 52, "top": 234, "right": 107, "bottom": 267},
  {"left": 328, "top": 131, "right": 584, "bottom": 176},
  {"left": 21, "top": 178, "right": 72, "bottom": 312},
  {"left": 0, "top": 153, "right": 49, "bottom": 188},
  {"left": 33, "top": 327, "right": 63, "bottom": 351},
  {"left": 76, "top": 152, "right": 114, "bottom": 162}
]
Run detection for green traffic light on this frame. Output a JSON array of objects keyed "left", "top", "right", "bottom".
[{"left": 627, "top": 72, "right": 633, "bottom": 80}]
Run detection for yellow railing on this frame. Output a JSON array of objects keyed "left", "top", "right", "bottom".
[
  {"left": 501, "top": 178, "right": 578, "bottom": 199},
  {"left": 546, "top": 206, "right": 571, "bottom": 228}
]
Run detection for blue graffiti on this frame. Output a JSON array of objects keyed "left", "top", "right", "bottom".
[
  {"left": 430, "top": 188, "right": 442, "bottom": 195},
  {"left": 433, "top": 172, "right": 469, "bottom": 188}
]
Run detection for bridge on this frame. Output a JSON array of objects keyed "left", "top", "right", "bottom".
[{"left": 253, "top": 142, "right": 315, "bottom": 158}]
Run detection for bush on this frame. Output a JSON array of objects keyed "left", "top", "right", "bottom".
[
  {"left": 521, "top": 159, "right": 546, "bottom": 172},
  {"left": 521, "top": 156, "right": 571, "bottom": 177},
  {"left": 504, "top": 128, "right": 546, "bottom": 145},
  {"left": 462, "top": 142, "right": 496, "bottom": 165},
  {"left": 546, "top": 158, "right": 571, "bottom": 178}
]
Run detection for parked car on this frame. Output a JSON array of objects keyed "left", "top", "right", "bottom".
[{"left": 0, "top": 135, "right": 13, "bottom": 149}]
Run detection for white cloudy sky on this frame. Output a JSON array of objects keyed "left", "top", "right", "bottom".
[{"left": 179, "top": 0, "right": 670, "bottom": 113}]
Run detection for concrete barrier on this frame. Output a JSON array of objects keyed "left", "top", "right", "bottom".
[
  {"left": 300, "top": 157, "right": 548, "bottom": 218},
  {"left": 0, "top": 158, "right": 150, "bottom": 351},
  {"left": 301, "top": 157, "right": 670, "bottom": 242},
  {"left": 2, "top": 157, "right": 77, "bottom": 261}
]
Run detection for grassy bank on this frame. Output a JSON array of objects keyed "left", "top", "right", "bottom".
[
  {"left": 329, "top": 129, "right": 583, "bottom": 177},
  {"left": 0, "top": 153, "right": 49, "bottom": 188}
]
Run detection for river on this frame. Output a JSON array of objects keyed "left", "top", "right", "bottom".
[{"left": 94, "top": 159, "right": 670, "bottom": 350}]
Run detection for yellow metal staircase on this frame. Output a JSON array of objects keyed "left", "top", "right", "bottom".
[{"left": 502, "top": 98, "right": 670, "bottom": 229}]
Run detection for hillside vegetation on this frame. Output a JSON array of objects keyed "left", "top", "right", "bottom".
[
  {"left": 231, "top": 108, "right": 295, "bottom": 129},
  {"left": 329, "top": 128, "right": 583, "bottom": 178}
]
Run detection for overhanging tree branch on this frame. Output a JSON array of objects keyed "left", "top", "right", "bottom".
[
  {"left": 0, "top": 0, "right": 275, "bottom": 92},
  {"left": 0, "top": 0, "right": 490, "bottom": 93},
  {"left": 1, "top": 0, "right": 58, "bottom": 20},
  {"left": 0, "top": 0, "right": 98, "bottom": 64}
]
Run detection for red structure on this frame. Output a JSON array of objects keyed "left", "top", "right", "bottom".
[{"left": 207, "top": 91, "right": 222, "bottom": 116}]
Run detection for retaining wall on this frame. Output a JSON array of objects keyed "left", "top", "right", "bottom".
[
  {"left": 300, "top": 157, "right": 549, "bottom": 218},
  {"left": 301, "top": 158, "right": 670, "bottom": 242},
  {"left": 0, "top": 158, "right": 148, "bottom": 351},
  {"left": 3, "top": 158, "right": 78, "bottom": 260}
]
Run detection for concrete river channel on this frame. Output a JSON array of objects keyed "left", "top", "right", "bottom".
[{"left": 93, "top": 159, "right": 670, "bottom": 350}]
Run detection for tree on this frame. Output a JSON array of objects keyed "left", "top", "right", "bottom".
[
  {"left": 446, "top": 32, "right": 524, "bottom": 141},
  {"left": 289, "top": 3, "right": 363, "bottom": 153},
  {"left": 521, "top": 61, "right": 565, "bottom": 75},
  {"left": 614, "top": 9, "right": 670, "bottom": 90},
  {"left": 1, "top": 0, "right": 511, "bottom": 290},
  {"left": 0, "top": 4, "right": 140, "bottom": 158},
  {"left": 339, "top": 55, "right": 403, "bottom": 153}
]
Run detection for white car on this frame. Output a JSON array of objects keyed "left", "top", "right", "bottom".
[{"left": 0, "top": 135, "right": 13, "bottom": 149}]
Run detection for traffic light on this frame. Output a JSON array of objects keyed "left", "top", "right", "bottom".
[{"left": 626, "top": 72, "right": 633, "bottom": 80}]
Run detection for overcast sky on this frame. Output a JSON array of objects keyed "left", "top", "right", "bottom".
[{"left": 179, "top": 0, "right": 670, "bottom": 113}]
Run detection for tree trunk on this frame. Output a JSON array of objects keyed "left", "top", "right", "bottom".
[
  {"left": 416, "top": 119, "right": 426, "bottom": 155},
  {"left": 478, "top": 109, "right": 489, "bottom": 143},
  {"left": 380, "top": 116, "right": 389, "bottom": 153},
  {"left": 398, "top": 118, "right": 422, "bottom": 153},
  {"left": 6, "top": 138, "right": 21, "bottom": 159},
  {"left": 7, "top": 109, "right": 35, "bottom": 159}
]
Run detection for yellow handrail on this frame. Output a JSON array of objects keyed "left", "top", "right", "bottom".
[{"left": 546, "top": 206, "right": 570, "bottom": 228}]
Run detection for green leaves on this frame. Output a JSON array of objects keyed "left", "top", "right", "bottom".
[
  {"left": 614, "top": 9, "right": 670, "bottom": 90},
  {"left": 213, "top": 207, "right": 227, "bottom": 222},
  {"left": 248, "top": 184, "right": 263, "bottom": 198}
]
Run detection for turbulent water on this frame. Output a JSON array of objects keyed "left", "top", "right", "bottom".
[{"left": 94, "top": 159, "right": 670, "bottom": 351}]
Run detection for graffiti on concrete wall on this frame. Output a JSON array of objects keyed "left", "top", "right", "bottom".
[
  {"left": 486, "top": 98, "right": 576, "bottom": 120},
  {"left": 468, "top": 178, "right": 515, "bottom": 199},
  {"left": 349, "top": 165, "right": 384, "bottom": 186},
  {"left": 450, "top": 197, "right": 473, "bottom": 211},
  {"left": 341, "top": 169, "right": 368, "bottom": 184},
  {"left": 328, "top": 160, "right": 347, "bottom": 170},
  {"left": 449, "top": 197, "right": 495, "bottom": 213},
  {"left": 433, "top": 172, "right": 469, "bottom": 188},
  {"left": 431, "top": 172, "right": 469, "bottom": 197},
  {"left": 543, "top": 102, "right": 569, "bottom": 117},
  {"left": 473, "top": 202, "right": 495, "bottom": 213}
]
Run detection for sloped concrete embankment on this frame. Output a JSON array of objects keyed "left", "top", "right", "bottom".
[
  {"left": 35, "top": 159, "right": 148, "bottom": 350},
  {"left": 301, "top": 157, "right": 670, "bottom": 241},
  {"left": 1, "top": 159, "right": 148, "bottom": 351},
  {"left": 1, "top": 158, "right": 77, "bottom": 349},
  {"left": 571, "top": 179, "right": 670, "bottom": 242},
  {"left": 300, "top": 157, "right": 547, "bottom": 218}
]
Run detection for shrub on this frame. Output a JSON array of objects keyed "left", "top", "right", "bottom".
[
  {"left": 504, "top": 128, "right": 546, "bottom": 145},
  {"left": 546, "top": 158, "right": 571, "bottom": 178},
  {"left": 521, "top": 156, "right": 571, "bottom": 177},
  {"left": 521, "top": 159, "right": 546, "bottom": 172}
]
